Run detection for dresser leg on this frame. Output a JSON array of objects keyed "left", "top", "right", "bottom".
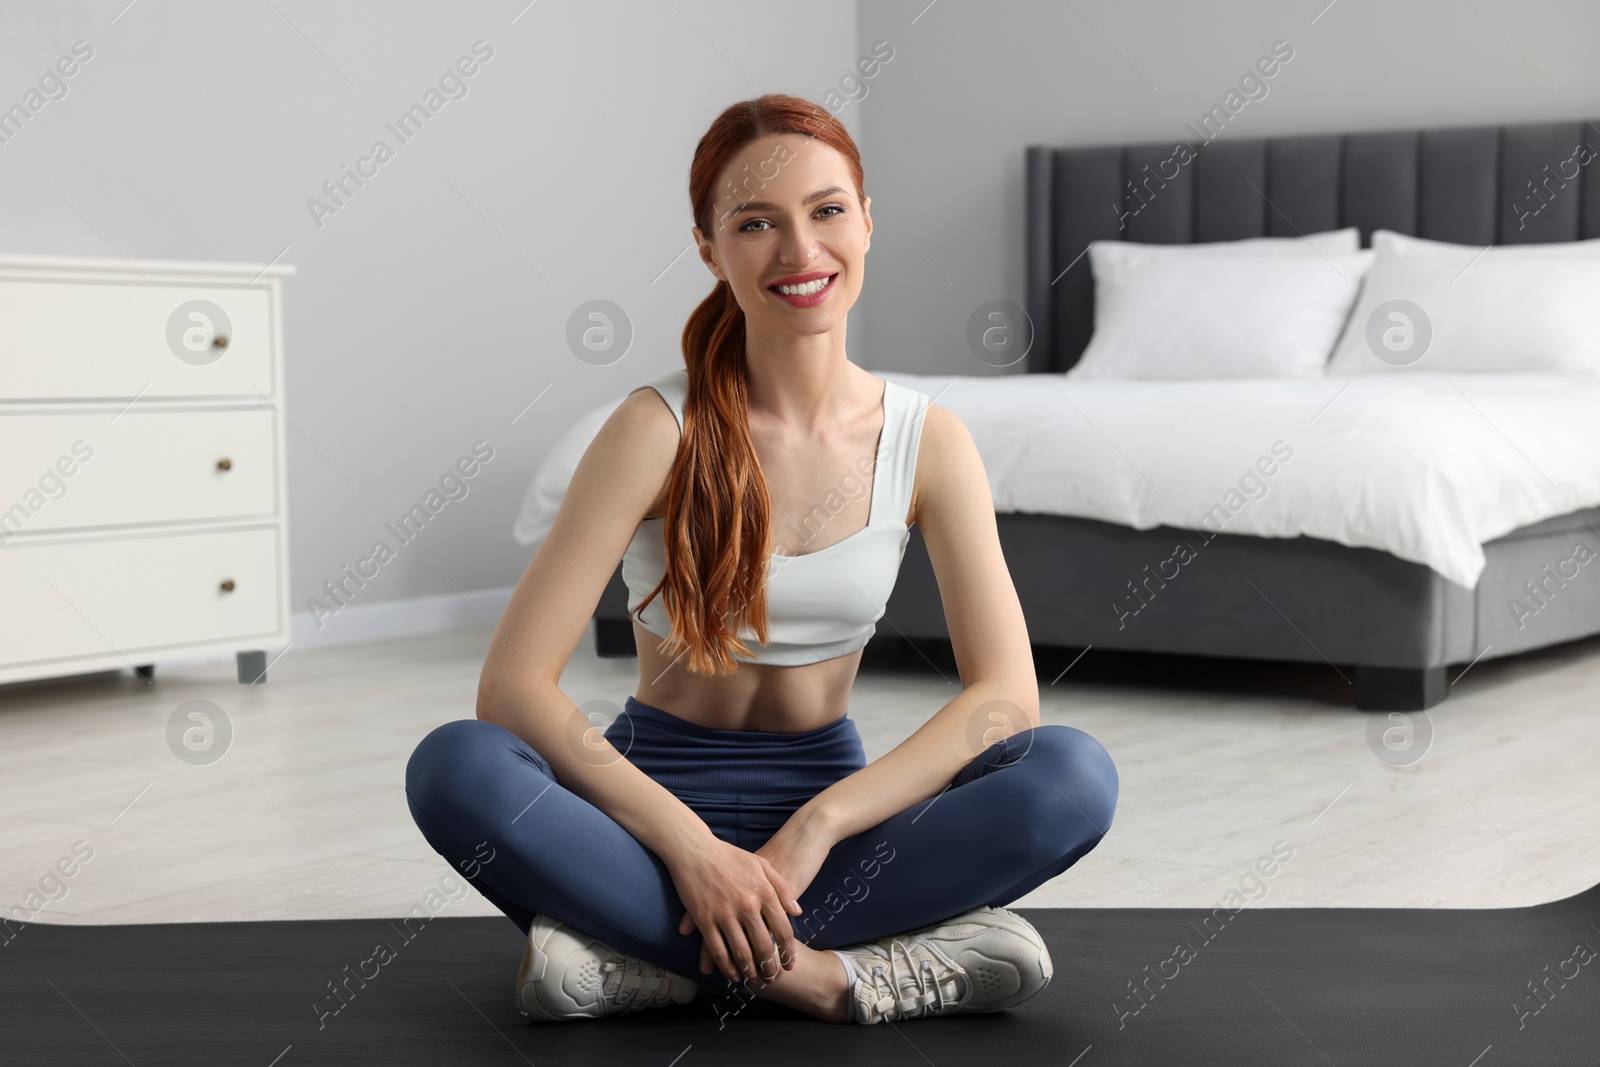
[{"left": 237, "top": 650, "right": 268, "bottom": 685}]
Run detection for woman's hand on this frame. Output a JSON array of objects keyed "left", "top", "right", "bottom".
[
  {"left": 752, "top": 816, "right": 833, "bottom": 915},
  {"left": 678, "top": 811, "right": 837, "bottom": 983},
  {"left": 666, "top": 835, "right": 803, "bottom": 986}
]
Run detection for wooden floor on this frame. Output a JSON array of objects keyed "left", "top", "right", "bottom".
[{"left": 2, "top": 624, "right": 1596, "bottom": 927}]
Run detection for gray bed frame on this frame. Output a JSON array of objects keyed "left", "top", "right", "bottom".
[{"left": 594, "top": 117, "right": 1600, "bottom": 711}]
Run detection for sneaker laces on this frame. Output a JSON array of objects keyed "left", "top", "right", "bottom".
[
  {"left": 600, "top": 954, "right": 680, "bottom": 1011},
  {"left": 860, "top": 934, "right": 966, "bottom": 1021}
]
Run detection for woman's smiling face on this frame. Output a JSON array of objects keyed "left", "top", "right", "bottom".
[{"left": 694, "top": 132, "right": 871, "bottom": 338}]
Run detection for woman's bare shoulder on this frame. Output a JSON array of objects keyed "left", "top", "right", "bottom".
[
  {"left": 591, "top": 383, "right": 683, "bottom": 518},
  {"left": 908, "top": 396, "right": 953, "bottom": 531}
]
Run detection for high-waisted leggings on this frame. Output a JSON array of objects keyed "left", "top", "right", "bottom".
[{"left": 404, "top": 695, "right": 1118, "bottom": 1002}]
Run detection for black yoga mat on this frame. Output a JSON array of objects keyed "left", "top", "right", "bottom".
[{"left": 4, "top": 885, "right": 1597, "bottom": 1065}]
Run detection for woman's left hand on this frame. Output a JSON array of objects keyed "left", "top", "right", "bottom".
[{"left": 678, "top": 811, "right": 835, "bottom": 982}]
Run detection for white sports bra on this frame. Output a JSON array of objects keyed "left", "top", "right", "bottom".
[{"left": 620, "top": 367, "right": 930, "bottom": 667}]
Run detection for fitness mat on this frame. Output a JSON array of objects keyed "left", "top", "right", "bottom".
[{"left": 3, "top": 886, "right": 1596, "bottom": 1066}]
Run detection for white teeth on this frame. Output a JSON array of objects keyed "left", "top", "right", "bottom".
[{"left": 775, "top": 275, "right": 832, "bottom": 296}]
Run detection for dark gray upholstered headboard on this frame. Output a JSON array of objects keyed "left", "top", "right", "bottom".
[{"left": 1025, "top": 119, "right": 1600, "bottom": 374}]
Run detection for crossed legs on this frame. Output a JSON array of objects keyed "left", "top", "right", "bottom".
[{"left": 404, "top": 716, "right": 1118, "bottom": 1014}]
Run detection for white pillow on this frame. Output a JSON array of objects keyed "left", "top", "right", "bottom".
[
  {"left": 1379, "top": 230, "right": 1600, "bottom": 259},
  {"left": 1087, "top": 228, "right": 1360, "bottom": 271},
  {"left": 512, "top": 400, "right": 613, "bottom": 547},
  {"left": 1069, "top": 240, "right": 1373, "bottom": 380},
  {"left": 1324, "top": 230, "right": 1600, "bottom": 375}
]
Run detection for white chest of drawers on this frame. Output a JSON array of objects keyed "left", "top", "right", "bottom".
[{"left": 0, "top": 253, "right": 293, "bottom": 686}]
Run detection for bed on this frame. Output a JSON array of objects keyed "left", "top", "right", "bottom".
[{"left": 549, "top": 117, "right": 1600, "bottom": 711}]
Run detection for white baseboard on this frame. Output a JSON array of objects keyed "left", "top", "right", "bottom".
[{"left": 289, "top": 584, "right": 517, "bottom": 649}]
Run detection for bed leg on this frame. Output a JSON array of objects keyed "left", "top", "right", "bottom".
[
  {"left": 593, "top": 618, "right": 637, "bottom": 658},
  {"left": 1354, "top": 666, "right": 1446, "bottom": 711}
]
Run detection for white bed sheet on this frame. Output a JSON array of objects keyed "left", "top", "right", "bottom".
[{"left": 513, "top": 371, "right": 1600, "bottom": 590}]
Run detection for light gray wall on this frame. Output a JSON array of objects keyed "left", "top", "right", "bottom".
[
  {"left": 0, "top": 0, "right": 859, "bottom": 623},
  {"left": 857, "top": 0, "right": 1600, "bottom": 375}
]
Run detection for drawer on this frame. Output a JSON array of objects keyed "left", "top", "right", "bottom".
[
  {"left": 0, "top": 409, "right": 277, "bottom": 535},
  {"left": 0, "top": 279, "right": 273, "bottom": 400},
  {"left": 0, "top": 527, "right": 281, "bottom": 668}
]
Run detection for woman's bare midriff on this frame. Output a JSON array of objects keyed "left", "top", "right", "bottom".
[{"left": 632, "top": 617, "right": 862, "bottom": 734}]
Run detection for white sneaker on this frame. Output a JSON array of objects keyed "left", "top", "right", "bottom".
[
  {"left": 830, "top": 905, "right": 1053, "bottom": 1025},
  {"left": 515, "top": 913, "right": 701, "bottom": 1022}
]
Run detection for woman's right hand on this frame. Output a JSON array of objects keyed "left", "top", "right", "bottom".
[{"left": 666, "top": 835, "right": 802, "bottom": 986}]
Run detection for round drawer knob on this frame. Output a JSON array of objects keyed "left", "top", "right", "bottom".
[
  {"left": 213, "top": 335, "right": 229, "bottom": 349},
  {"left": 220, "top": 579, "right": 236, "bottom": 593},
  {"left": 217, "top": 458, "right": 232, "bottom": 471}
]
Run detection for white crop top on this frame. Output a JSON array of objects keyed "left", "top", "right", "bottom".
[{"left": 620, "top": 368, "right": 930, "bottom": 666}]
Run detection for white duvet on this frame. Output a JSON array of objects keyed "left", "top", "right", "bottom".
[{"left": 513, "top": 371, "right": 1600, "bottom": 590}]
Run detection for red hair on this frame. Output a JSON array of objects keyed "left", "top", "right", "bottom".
[{"left": 631, "top": 94, "right": 867, "bottom": 676}]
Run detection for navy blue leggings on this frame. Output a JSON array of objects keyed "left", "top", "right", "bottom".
[{"left": 404, "top": 696, "right": 1117, "bottom": 1002}]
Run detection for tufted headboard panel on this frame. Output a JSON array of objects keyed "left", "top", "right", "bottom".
[{"left": 1025, "top": 118, "right": 1600, "bottom": 373}]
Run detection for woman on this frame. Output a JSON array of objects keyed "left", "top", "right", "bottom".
[{"left": 405, "top": 94, "right": 1118, "bottom": 1027}]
